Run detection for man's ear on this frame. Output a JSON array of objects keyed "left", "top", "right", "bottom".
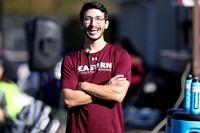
[
  {"left": 80, "top": 22, "right": 84, "bottom": 29},
  {"left": 105, "top": 20, "right": 109, "bottom": 29}
]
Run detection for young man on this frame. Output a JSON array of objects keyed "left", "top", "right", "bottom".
[{"left": 60, "top": 1, "right": 132, "bottom": 133}]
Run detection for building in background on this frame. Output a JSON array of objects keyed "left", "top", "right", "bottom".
[{"left": 113, "top": 0, "right": 192, "bottom": 71}]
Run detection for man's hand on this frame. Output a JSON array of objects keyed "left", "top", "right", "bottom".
[
  {"left": 106, "top": 75, "right": 126, "bottom": 86},
  {"left": 77, "top": 82, "right": 87, "bottom": 91}
]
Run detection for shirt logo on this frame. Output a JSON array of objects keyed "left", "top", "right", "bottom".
[
  {"left": 78, "top": 62, "right": 112, "bottom": 74},
  {"left": 92, "top": 57, "right": 98, "bottom": 61}
]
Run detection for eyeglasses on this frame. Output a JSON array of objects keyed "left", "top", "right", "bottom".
[{"left": 84, "top": 16, "right": 105, "bottom": 24}]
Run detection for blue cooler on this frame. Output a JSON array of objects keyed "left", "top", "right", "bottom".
[
  {"left": 171, "top": 111, "right": 200, "bottom": 133},
  {"left": 166, "top": 108, "right": 184, "bottom": 133}
]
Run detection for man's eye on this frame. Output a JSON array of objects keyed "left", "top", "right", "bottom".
[
  {"left": 85, "top": 17, "right": 91, "bottom": 21},
  {"left": 96, "top": 17, "right": 101, "bottom": 21}
]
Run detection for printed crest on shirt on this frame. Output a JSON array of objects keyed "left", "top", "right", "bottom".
[{"left": 78, "top": 62, "right": 112, "bottom": 74}]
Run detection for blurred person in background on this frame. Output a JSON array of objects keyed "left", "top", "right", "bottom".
[
  {"left": 0, "top": 55, "right": 34, "bottom": 123},
  {"left": 115, "top": 37, "right": 145, "bottom": 105},
  {"left": 0, "top": 55, "right": 60, "bottom": 133},
  {"left": 60, "top": 1, "right": 131, "bottom": 133}
]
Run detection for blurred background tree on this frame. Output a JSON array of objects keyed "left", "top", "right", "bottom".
[
  {"left": 3, "top": 0, "right": 118, "bottom": 16},
  {"left": 2, "top": 0, "right": 119, "bottom": 55}
]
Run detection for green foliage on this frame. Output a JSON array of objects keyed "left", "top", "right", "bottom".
[{"left": 3, "top": 0, "right": 118, "bottom": 16}]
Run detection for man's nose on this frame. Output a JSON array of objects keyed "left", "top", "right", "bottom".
[{"left": 89, "top": 18, "right": 97, "bottom": 26}]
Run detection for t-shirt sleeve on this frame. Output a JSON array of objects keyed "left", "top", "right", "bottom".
[
  {"left": 114, "top": 50, "right": 132, "bottom": 82},
  {"left": 60, "top": 54, "right": 78, "bottom": 90}
]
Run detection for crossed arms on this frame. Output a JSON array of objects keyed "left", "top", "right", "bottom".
[{"left": 61, "top": 75, "right": 130, "bottom": 108}]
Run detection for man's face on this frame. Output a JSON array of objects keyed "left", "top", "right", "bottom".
[{"left": 81, "top": 9, "right": 109, "bottom": 41}]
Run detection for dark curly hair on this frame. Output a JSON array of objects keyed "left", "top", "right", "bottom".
[{"left": 79, "top": 1, "right": 108, "bottom": 25}]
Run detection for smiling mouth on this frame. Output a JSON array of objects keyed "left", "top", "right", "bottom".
[
  {"left": 87, "top": 27, "right": 100, "bottom": 35},
  {"left": 89, "top": 29, "right": 98, "bottom": 35}
]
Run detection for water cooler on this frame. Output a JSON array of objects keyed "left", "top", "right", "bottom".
[
  {"left": 172, "top": 111, "right": 200, "bottom": 132},
  {"left": 165, "top": 74, "right": 200, "bottom": 133}
]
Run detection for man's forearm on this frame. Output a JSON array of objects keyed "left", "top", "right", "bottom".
[
  {"left": 62, "top": 75, "right": 129, "bottom": 108},
  {"left": 77, "top": 81, "right": 130, "bottom": 102},
  {"left": 62, "top": 89, "right": 96, "bottom": 108}
]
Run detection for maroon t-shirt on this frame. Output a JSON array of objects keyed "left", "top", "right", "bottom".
[{"left": 61, "top": 43, "right": 132, "bottom": 133}]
